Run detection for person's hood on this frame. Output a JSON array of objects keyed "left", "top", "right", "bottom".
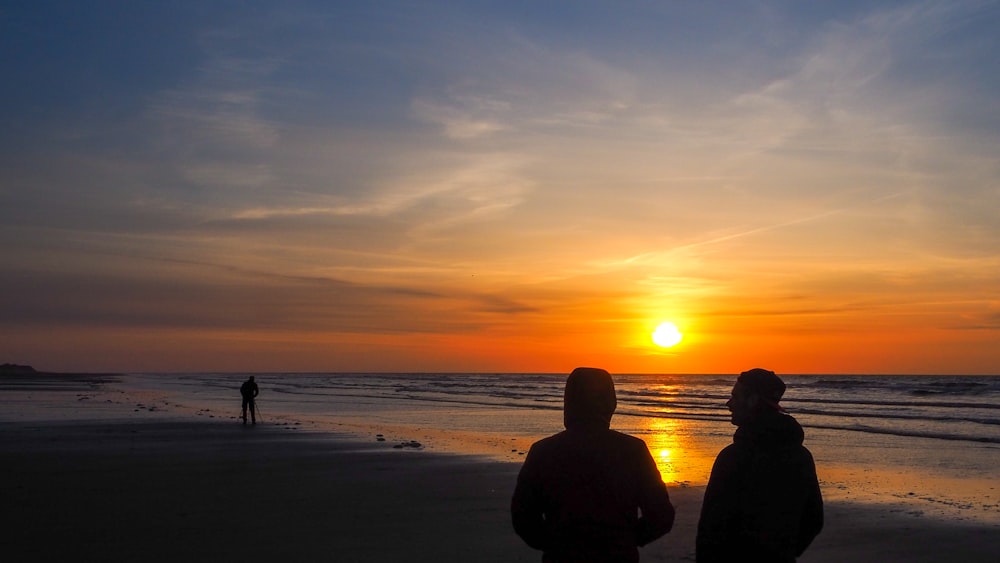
[
  {"left": 734, "top": 410, "right": 805, "bottom": 450},
  {"left": 563, "top": 367, "right": 617, "bottom": 430}
]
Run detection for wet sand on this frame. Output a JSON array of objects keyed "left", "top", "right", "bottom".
[
  {"left": 2, "top": 419, "right": 997, "bottom": 562},
  {"left": 1, "top": 420, "right": 532, "bottom": 562},
  {"left": 2, "top": 375, "right": 998, "bottom": 562}
]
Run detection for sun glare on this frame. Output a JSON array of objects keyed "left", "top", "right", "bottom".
[{"left": 652, "top": 322, "right": 683, "bottom": 348}]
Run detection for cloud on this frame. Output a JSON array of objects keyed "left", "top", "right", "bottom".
[
  {"left": 2, "top": 2, "right": 998, "bottom": 372},
  {"left": 410, "top": 98, "right": 508, "bottom": 139}
]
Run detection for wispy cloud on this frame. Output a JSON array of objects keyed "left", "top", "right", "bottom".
[
  {"left": 410, "top": 98, "right": 509, "bottom": 139},
  {"left": 2, "top": 1, "right": 998, "bottom": 371}
]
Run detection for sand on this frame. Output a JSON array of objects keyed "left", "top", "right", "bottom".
[{"left": 2, "top": 376, "right": 998, "bottom": 562}]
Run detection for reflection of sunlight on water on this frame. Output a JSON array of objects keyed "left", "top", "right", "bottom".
[
  {"left": 636, "top": 417, "right": 722, "bottom": 486},
  {"left": 642, "top": 418, "right": 686, "bottom": 484}
]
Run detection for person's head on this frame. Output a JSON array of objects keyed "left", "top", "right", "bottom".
[
  {"left": 727, "top": 368, "right": 785, "bottom": 426},
  {"left": 249, "top": 376, "right": 255, "bottom": 381},
  {"left": 563, "top": 367, "right": 617, "bottom": 430}
]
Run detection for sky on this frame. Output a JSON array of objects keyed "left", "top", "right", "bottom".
[{"left": 2, "top": 1, "right": 998, "bottom": 374}]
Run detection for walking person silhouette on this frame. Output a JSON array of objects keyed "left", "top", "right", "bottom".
[{"left": 240, "top": 376, "right": 259, "bottom": 425}]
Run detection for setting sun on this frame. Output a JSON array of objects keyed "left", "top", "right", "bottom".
[{"left": 652, "top": 322, "right": 683, "bottom": 348}]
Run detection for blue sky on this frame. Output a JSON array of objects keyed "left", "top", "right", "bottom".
[{"left": 2, "top": 1, "right": 998, "bottom": 373}]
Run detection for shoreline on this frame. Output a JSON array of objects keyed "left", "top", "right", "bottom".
[{"left": 2, "top": 374, "right": 999, "bottom": 561}]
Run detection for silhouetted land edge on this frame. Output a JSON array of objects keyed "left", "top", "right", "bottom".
[
  {"left": 0, "top": 362, "right": 38, "bottom": 374},
  {"left": 0, "top": 363, "right": 120, "bottom": 377},
  {"left": 0, "top": 366, "right": 120, "bottom": 393}
]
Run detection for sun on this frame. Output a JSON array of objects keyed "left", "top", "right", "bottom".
[{"left": 652, "top": 322, "right": 683, "bottom": 348}]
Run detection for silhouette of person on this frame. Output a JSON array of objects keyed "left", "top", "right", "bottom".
[
  {"left": 696, "top": 368, "right": 823, "bottom": 563},
  {"left": 240, "top": 376, "right": 259, "bottom": 425},
  {"left": 512, "top": 367, "right": 675, "bottom": 562}
]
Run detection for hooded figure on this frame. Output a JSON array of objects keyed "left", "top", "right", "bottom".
[
  {"left": 696, "top": 369, "right": 824, "bottom": 563},
  {"left": 512, "top": 367, "right": 675, "bottom": 563}
]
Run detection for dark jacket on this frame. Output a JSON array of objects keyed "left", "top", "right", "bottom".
[
  {"left": 696, "top": 412, "right": 823, "bottom": 563},
  {"left": 240, "top": 380, "right": 258, "bottom": 400},
  {"left": 511, "top": 370, "right": 675, "bottom": 562}
]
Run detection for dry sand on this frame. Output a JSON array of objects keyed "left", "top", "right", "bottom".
[{"left": 2, "top": 419, "right": 997, "bottom": 562}]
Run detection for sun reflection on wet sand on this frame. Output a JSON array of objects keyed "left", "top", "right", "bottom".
[
  {"left": 817, "top": 463, "right": 1000, "bottom": 523},
  {"left": 635, "top": 417, "right": 722, "bottom": 486}
]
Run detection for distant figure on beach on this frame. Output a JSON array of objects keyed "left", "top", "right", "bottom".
[
  {"left": 697, "top": 368, "right": 824, "bottom": 563},
  {"left": 512, "top": 367, "right": 675, "bottom": 562},
  {"left": 240, "top": 376, "right": 259, "bottom": 425}
]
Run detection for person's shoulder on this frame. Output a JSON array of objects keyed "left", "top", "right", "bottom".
[
  {"left": 795, "top": 443, "right": 818, "bottom": 465},
  {"left": 522, "top": 431, "right": 572, "bottom": 464},
  {"left": 529, "top": 431, "right": 568, "bottom": 451},
  {"left": 610, "top": 429, "right": 647, "bottom": 445},
  {"left": 713, "top": 441, "right": 746, "bottom": 463},
  {"left": 606, "top": 429, "right": 656, "bottom": 453}
]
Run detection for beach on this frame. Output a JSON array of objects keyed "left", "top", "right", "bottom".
[{"left": 2, "top": 374, "right": 998, "bottom": 562}]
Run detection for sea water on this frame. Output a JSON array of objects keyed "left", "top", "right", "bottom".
[{"left": 43, "top": 372, "right": 1000, "bottom": 523}]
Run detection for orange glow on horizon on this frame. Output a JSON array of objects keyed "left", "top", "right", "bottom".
[{"left": 3, "top": 281, "right": 999, "bottom": 374}]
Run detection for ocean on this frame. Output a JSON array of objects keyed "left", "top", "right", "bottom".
[{"left": 7, "top": 371, "right": 999, "bottom": 523}]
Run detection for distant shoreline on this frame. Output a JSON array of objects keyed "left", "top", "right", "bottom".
[
  {"left": 5, "top": 365, "right": 999, "bottom": 377},
  {"left": 1, "top": 363, "right": 123, "bottom": 377}
]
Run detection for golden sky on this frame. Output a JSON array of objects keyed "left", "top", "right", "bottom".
[{"left": 2, "top": 2, "right": 998, "bottom": 373}]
